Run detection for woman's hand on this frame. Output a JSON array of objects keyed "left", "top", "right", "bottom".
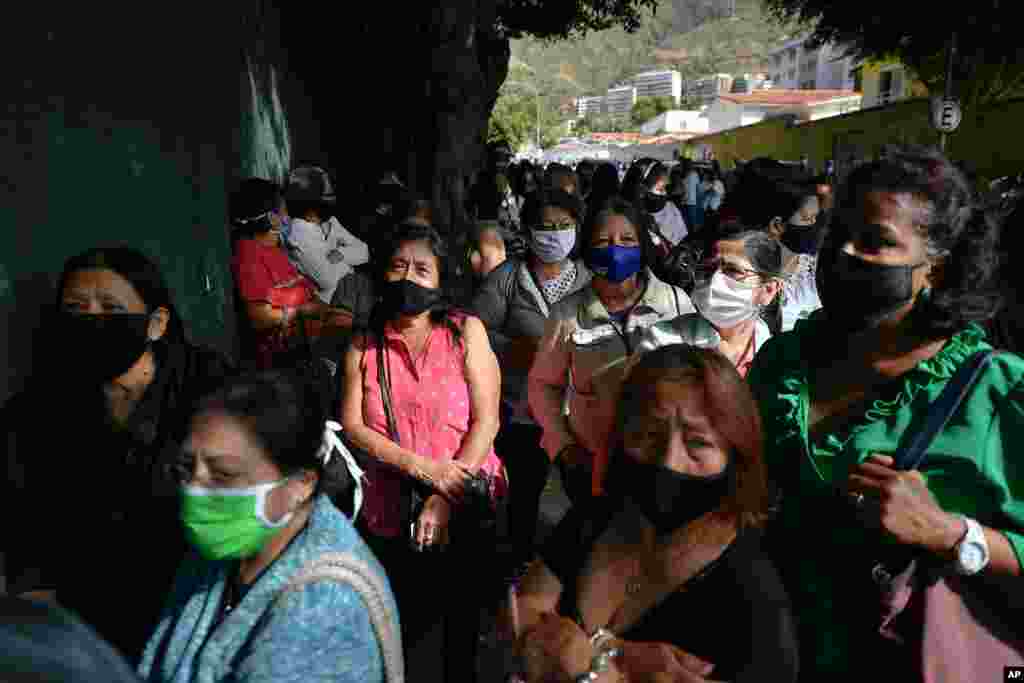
[
  {"left": 520, "top": 614, "right": 624, "bottom": 683},
  {"left": 618, "top": 640, "right": 720, "bottom": 683},
  {"left": 414, "top": 495, "right": 451, "bottom": 551},
  {"left": 846, "top": 454, "right": 966, "bottom": 555},
  {"left": 418, "top": 458, "right": 474, "bottom": 504}
]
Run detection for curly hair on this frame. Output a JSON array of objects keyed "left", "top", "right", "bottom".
[{"left": 833, "top": 146, "right": 1002, "bottom": 336}]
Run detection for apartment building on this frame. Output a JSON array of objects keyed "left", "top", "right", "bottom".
[
  {"left": 767, "top": 35, "right": 856, "bottom": 91},
  {"left": 684, "top": 74, "right": 734, "bottom": 106},
  {"left": 604, "top": 86, "right": 638, "bottom": 120},
  {"left": 630, "top": 70, "right": 683, "bottom": 105}
]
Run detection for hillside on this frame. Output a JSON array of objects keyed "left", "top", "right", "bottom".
[{"left": 510, "top": 0, "right": 798, "bottom": 103}]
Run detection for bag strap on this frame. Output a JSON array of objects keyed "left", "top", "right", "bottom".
[
  {"left": 894, "top": 350, "right": 995, "bottom": 471},
  {"left": 377, "top": 334, "right": 401, "bottom": 446},
  {"left": 279, "top": 552, "right": 404, "bottom": 683}
]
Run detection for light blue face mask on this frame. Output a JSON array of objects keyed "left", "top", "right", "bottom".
[
  {"left": 273, "top": 210, "right": 292, "bottom": 243},
  {"left": 531, "top": 227, "right": 577, "bottom": 264}
]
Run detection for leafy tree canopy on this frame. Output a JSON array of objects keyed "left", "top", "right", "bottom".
[
  {"left": 498, "top": 0, "right": 661, "bottom": 41},
  {"left": 632, "top": 96, "right": 676, "bottom": 125},
  {"left": 762, "top": 0, "right": 1024, "bottom": 108}
]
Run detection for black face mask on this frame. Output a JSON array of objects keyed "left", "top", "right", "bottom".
[
  {"left": 381, "top": 279, "right": 442, "bottom": 317},
  {"left": 816, "top": 250, "right": 927, "bottom": 334},
  {"left": 780, "top": 222, "right": 824, "bottom": 255},
  {"left": 645, "top": 193, "right": 669, "bottom": 214},
  {"left": 57, "top": 312, "right": 152, "bottom": 383},
  {"left": 609, "top": 450, "right": 735, "bottom": 535}
]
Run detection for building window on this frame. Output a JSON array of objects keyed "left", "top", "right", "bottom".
[{"left": 879, "top": 68, "right": 904, "bottom": 104}]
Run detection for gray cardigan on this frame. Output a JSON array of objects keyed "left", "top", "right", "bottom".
[
  {"left": 471, "top": 258, "right": 592, "bottom": 424},
  {"left": 139, "top": 495, "right": 398, "bottom": 683}
]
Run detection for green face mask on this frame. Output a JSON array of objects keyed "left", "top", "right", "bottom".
[{"left": 180, "top": 478, "right": 295, "bottom": 561}]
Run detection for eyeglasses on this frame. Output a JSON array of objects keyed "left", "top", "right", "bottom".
[
  {"left": 532, "top": 222, "right": 577, "bottom": 232},
  {"left": 693, "top": 259, "right": 764, "bottom": 284}
]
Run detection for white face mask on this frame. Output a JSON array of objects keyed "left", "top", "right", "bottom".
[
  {"left": 692, "top": 271, "right": 760, "bottom": 329},
  {"left": 531, "top": 228, "right": 577, "bottom": 264}
]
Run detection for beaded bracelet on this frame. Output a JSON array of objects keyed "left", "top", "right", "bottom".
[{"left": 573, "top": 646, "right": 623, "bottom": 682}]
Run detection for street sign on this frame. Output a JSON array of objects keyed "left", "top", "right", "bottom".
[{"left": 931, "top": 97, "right": 962, "bottom": 133}]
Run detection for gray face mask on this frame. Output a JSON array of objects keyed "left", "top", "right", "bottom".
[{"left": 530, "top": 228, "right": 577, "bottom": 264}]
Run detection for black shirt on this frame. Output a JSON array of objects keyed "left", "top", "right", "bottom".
[
  {"left": 2, "top": 340, "right": 232, "bottom": 665},
  {"left": 540, "top": 501, "right": 799, "bottom": 683}
]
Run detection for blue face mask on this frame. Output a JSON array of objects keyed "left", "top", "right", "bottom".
[{"left": 588, "top": 245, "right": 644, "bottom": 283}]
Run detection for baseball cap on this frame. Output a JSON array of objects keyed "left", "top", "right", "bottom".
[{"left": 286, "top": 165, "right": 337, "bottom": 204}]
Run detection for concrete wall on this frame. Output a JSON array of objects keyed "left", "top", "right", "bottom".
[
  {"left": 686, "top": 96, "right": 1024, "bottom": 182},
  {"left": 0, "top": 4, "right": 323, "bottom": 404}
]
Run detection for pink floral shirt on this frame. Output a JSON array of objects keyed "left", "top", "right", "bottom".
[{"left": 358, "top": 313, "right": 507, "bottom": 538}]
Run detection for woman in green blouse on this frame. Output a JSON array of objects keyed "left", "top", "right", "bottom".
[{"left": 747, "top": 147, "right": 1022, "bottom": 681}]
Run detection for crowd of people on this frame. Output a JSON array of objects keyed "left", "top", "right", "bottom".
[{"left": 2, "top": 144, "right": 1022, "bottom": 683}]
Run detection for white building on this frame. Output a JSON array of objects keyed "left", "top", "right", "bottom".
[
  {"left": 704, "top": 89, "right": 862, "bottom": 133},
  {"left": 639, "top": 110, "right": 709, "bottom": 136},
  {"left": 575, "top": 95, "right": 606, "bottom": 118},
  {"left": 767, "top": 35, "right": 857, "bottom": 91},
  {"left": 630, "top": 70, "right": 683, "bottom": 105},
  {"left": 604, "top": 86, "right": 637, "bottom": 120},
  {"left": 684, "top": 74, "right": 734, "bottom": 106}
]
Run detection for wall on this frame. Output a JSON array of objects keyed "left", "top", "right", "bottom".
[
  {"left": 686, "top": 96, "right": 1024, "bottom": 181},
  {"left": 0, "top": 4, "right": 322, "bottom": 405}
]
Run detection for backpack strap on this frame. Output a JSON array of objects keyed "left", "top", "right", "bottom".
[{"left": 279, "top": 552, "right": 405, "bottom": 683}]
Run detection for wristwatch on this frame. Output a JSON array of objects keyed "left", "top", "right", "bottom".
[{"left": 953, "top": 515, "right": 990, "bottom": 576}]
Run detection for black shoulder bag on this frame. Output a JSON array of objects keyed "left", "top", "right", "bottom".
[{"left": 377, "top": 335, "right": 499, "bottom": 549}]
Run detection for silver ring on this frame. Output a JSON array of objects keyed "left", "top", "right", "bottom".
[{"left": 854, "top": 492, "right": 865, "bottom": 507}]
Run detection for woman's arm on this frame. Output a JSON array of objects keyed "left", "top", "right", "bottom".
[
  {"left": 339, "top": 336, "right": 439, "bottom": 485},
  {"left": 527, "top": 315, "right": 576, "bottom": 462},
  {"left": 452, "top": 316, "right": 501, "bottom": 471}
]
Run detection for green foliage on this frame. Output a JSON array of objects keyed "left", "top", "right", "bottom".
[
  {"left": 631, "top": 95, "right": 675, "bottom": 125},
  {"left": 511, "top": 0, "right": 793, "bottom": 110},
  {"left": 762, "top": 0, "right": 1024, "bottom": 110},
  {"left": 498, "top": 0, "right": 661, "bottom": 41}
]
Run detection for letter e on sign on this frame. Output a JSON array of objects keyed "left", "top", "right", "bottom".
[{"left": 931, "top": 96, "right": 962, "bottom": 133}]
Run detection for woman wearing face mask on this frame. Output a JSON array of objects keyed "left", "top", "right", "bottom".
[
  {"left": 633, "top": 228, "right": 782, "bottom": 377},
  {"left": 748, "top": 148, "right": 1024, "bottom": 681},
  {"left": 623, "top": 159, "right": 688, "bottom": 250},
  {"left": 725, "top": 166, "right": 822, "bottom": 334},
  {"left": 2, "top": 247, "right": 232, "bottom": 665},
  {"left": 529, "top": 198, "right": 695, "bottom": 506},
  {"left": 340, "top": 224, "right": 506, "bottom": 682},
  {"left": 229, "top": 178, "right": 350, "bottom": 370},
  {"left": 139, "top": 370, "right": 400, "bottom": 683},
  {"left": 512, "top": 345, "right": 798, "bottom": 683},
  {"left": 472, "top": 188, "right": 593, "bottom": 575}
]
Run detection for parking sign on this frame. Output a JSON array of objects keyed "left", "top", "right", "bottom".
[{"left": 931, "top": 96, "right": 962, "bottom": 133}]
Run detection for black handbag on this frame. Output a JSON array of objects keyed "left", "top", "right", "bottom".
[{"left": 377, "top": 341, "right": 499, "bottom": 547}]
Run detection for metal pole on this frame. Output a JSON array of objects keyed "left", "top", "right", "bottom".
[
  {"left": 537, "top": 93, "right": 541, "bottom": 151},
  {"left": 940, "top": 31, "right": 957, "bottom": 152}
]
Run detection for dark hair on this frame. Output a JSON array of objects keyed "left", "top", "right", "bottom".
[
  {"left": 192, "top": 368, "right": 350, "bottom": 498},
  {"left": 229, "top": 178, "right": 283, "bottom": 237},
  {"left": 583, "top": 196, "right": 655, "bottom": 272},
  {"left": 521, "top": 188, "right": 585, "bottom": 229},
  {"left": 0, "top": 596, "right": 143, "bottom": 683},
  {"left": 56, "top": 246, "right": 186, "bottom": 344},
  {"left": 713, "top": 227, "right": 784, "bottom": 280},
  {"left": 369, "top": 224, "right": 464, "bottom": 345},
  {"left": 613, "top": 344, "right": 770, "bottom": 530},
  {"left": 544, "top": 163, "right": 577, "bottom": 193},
  {"left": 590, "top": 162, "right": 621, "bottom": 203},
  {"left": 621, "top": 158, "right": 668, "bottom": 205},
  {"left": 831, "top": 146, "right": 1002, "bottom": 336},
  {"left": 286, "top": 198, "right": 334, "bottom": 223},
  {"left": 725, "top": 167, "right": 818, "bottom": 230}
]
